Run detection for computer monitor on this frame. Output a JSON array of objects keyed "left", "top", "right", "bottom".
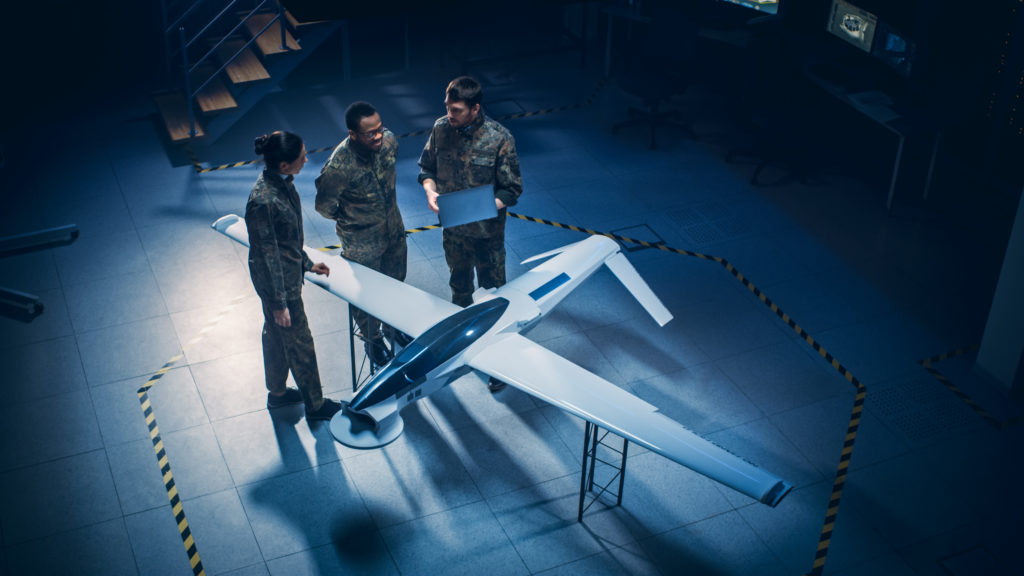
[
  {"left": 872, "top": 21, "right": 916, "bottom": 76},
  {"left": 717, "top": 1, "right": 779, "bottom": 16},
  {"left": 826, "top": 0, "right": 878, "bottom": 53}
]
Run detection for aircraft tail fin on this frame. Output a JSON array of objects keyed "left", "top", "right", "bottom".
[
  {"left": 520, "top": 238, "right": 589, "bottom": 265},
  {"left": 604, "top": 252, "right": 673, "bottom": 326}
]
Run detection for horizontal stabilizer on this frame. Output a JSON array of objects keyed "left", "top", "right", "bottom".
[
  {"left": 604, "top": 252, "right": 673, "bottom": 326},
  {"left": 520, "top": 238, "right": 589, "bottom": 265}
]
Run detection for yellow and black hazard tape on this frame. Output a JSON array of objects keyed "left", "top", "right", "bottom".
[
  {"left": 919, "top": 344, "right": 1021, "bottom": 430},
  {"left": 314, "top": 222, "right": 443, "bottom": 253},
  {"left": 135, "top": 227, "right": 443, "bottom": 570},
  {"left": 506, "top": 211, "right": 863, "bottom": 576},
  {"left": 136, "top": 292, "right": 248, "bottom": 576},
  {"left": 190, "top": 79, "right": 608, "bottom": 173},
  {"left": 183, "top": 143, "right": 203, "bottom": 172},
  {"left": 492, "top": 76, "right": 608, "bottom": 123}
]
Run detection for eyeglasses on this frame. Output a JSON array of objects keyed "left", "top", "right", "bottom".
[{"left": 358, "top": 126, "right": 386, "bottom": 137}]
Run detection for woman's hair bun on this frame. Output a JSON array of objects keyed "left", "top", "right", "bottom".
[{"left": 254, "top": 134, "right": 270, "bottom": 155}]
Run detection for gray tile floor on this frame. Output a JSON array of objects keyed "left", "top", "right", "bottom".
[{"left": 1, "top": 25, "right": 1022, "bottom": 576}]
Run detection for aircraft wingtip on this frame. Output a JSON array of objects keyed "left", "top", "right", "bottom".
[{"left": 763, "top": 481, "right": 793, "bottom": 507}]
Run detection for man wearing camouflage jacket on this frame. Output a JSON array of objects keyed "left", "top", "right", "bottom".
[
  {"left": 418, "top": 76, "right": 523, "bottom": 308},
  {"left": 418, "top": 76, "right": 523, "bottom": 392},
  {"left": 315, "top": 101, "right": 408, "bottom": 366}
]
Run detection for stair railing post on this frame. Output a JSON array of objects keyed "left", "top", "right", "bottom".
[
  {"left": 278, "top": 1, "right": 287, "bottom": 51},
  {"left": 160, "top": 0, "right": 171, "bottom": 87},
  {"left": 179, "top": 26, "right": 197, "bottom": 138}
]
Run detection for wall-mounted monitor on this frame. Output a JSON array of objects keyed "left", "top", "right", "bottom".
[
  {"left": 826, "top": 0, "right": 878, "bottom": 53},
  {"left": 718, "top": 0, "right": 779, "bottom": 15}
]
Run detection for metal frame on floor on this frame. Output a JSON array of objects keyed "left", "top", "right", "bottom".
[
  {"left": 577, "top": 421, "right": 630, "bottom": 522},
  {"left": 347, "top": 303, "right": 385, "bottom": 393}
]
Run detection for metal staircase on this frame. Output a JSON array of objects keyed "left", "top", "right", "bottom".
[{"left": 156, "top": 0, "right": 340, "bottom": 143}]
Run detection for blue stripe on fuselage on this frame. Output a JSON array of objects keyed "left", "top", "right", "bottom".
[{"left": 529, "top": 273, "right": 571, "bottom": 301}]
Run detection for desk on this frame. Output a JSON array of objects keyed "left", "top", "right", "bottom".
[{"left": 805, "top": 66, "right": 939, "bottom": 211}]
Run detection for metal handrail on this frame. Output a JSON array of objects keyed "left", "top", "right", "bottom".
[
  {"left": 188, "top": 0, "right": 270, "bottom": 75},
  {"left": 163, "top": 0, "right": 215, "bottom": 36},
  {"left": 176, "top": 0, "right": 288, "bottom": 137},
  {"left": 184, "top": 0, "right": 243, "bottom": 49},
  {"left": 190, "top": 14, "right": 277, "bottom": 96}
]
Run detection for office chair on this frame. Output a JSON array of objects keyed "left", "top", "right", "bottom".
[
  {"left": 611, "top": 5, "right": 697, "bottom": 150},
  {"left": 719, "top": 14, "right": 822, "bottom": 186}
]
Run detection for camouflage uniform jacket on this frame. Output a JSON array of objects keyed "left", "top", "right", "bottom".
[
  {"left": 245, "top": 169, "right": 313, "bottom": 309},
  {"left": 417, "top": 113, "right": 522, "bottom": 238},
  {"left": 314, "top": 130, "right": 405, "bottom": 250}
]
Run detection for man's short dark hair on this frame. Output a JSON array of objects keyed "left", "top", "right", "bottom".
[
  {"left": 446, "top": 76, "right": 483, "bottom": 108},
  {"left": 345, "top": 101, "right": 378, "bottom": 132}
]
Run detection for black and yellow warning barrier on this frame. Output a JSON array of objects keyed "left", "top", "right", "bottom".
[
  {"left": 136, "top": 293, "right": 247, "bottom": 576},
  {"left": 154, "top": 204, "right": 868, "bottom": 575},
  {"left": 505, "top": 211, "right": 863, "bottom": 576},
  {"left": 190, "top": 78, "right": 607, "bottom": 173},
  {"left": 919, "top": 344, "right": 1021, "bottom": 430}
]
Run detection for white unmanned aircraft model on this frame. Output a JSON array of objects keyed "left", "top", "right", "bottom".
[{"left": 213, "top": 214, "right": 792, "bottom": 507}]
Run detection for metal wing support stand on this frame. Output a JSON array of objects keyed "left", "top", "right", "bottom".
[
  {"left": 578, "top": 421, "right": 630, "bottom": 522},
  {"left": 0, "top": 224, "right": 79, "bottom": 322},
  {"left": 347, "top": 302, "right": 388, "bottom": 392}
]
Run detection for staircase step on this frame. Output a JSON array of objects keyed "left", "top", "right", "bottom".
[
  {"left": 216, "top": 39, "right": 270, "bottom": 84},
  {"left": 193, "top": 73, "right": 238, "bottom": 113},
  {"left": 245, "top": 13, "right": 300, "bottom": 55},
  {"left": 154, "top": 92, "right": 205, "bottom": 142},
  {"left": 285, "top": 10, "right": 326, "bottom": 28}
]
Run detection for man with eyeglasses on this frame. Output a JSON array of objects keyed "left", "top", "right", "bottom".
[
  {"left": 418, "top": 76, "right": 523, "bottom": 392},
  {"left": 315, "top": 101, "right": 409, "bottom": 367}
]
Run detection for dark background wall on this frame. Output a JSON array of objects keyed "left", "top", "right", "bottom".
[
  {"left": 6, "top": 0, "right": 1022, "bottom": 194},
  {"left": 6, "top": 1, "right": 162, "bottom": 134}
]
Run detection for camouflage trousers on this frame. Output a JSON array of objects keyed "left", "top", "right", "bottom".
[
  {"left": 342, "top": 233, "right": 408, "bottom": 340},
  {"left": 443, "top": 228, "right": 506, "bottom": 307},
  {"left": 260, "top": 297, "right": 325, "bottom": 411}
]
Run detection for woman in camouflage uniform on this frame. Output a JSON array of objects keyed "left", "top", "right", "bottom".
[{"left": 246, "top": 131, "right": 341, "bottom": 420}]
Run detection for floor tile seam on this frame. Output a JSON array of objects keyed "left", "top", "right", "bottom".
[
  {"left": 230, "top": 484, "right": 277, "bottom": 567},
  {"left": 199, "top": 404, "right": 268, "bottom": 426},
  {"left": 709, "top": 343, "right": 853, "bottom": 415},
  {"left": 732, "top": 502, "right": 800, "bottom": 574},
  {"left": 66, "top": 306, "right": 180, "bottom": 343},
  {"left": 522, "top": 539, "right": 651, "bottom": 575},
  {"left": 0, "top": 444, "right": 111, "bottom": 477},
  {"left": 371, "top": 498, "right": 493, "bottom": 535},
  {"left": 225, "top": 455, "right": 349, "bottom": 493},
  {"left": 473, "top": 474, "right": 567, "bottom": 574},
  {"left": 84, "top": 384, "right": 142, "bottom": 526},
  {"left": 0, "top": 513, "right": 134, "bottom": 553},
  {"left": 36, "top": 241, "right": 87, "bottom": 392},
  {"left": 765, "top": 412, "right": 849, "bottom": 487},
  {"left": 634, "top": 507, "right": 740, "bottom": 542},
  {"left": 430, "top": 402, "right": 548, "bottom": 437},
  {"left": 333, "top": 450, "right": 483, "bottom": 535},
  {"left": 65, "top": 300, "right": 177, "bottom": 337}
]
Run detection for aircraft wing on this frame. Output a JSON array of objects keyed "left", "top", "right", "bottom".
[
  {"left": 213, "top": 214, "right": 460, "bottom": 338},
  {"left": 466, "top": 333, "right": 792, "bottom": 507}
]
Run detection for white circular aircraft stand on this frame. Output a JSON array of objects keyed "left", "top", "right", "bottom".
[{"left": 329, "top": 402, "right": 404, "bottom": 449}]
